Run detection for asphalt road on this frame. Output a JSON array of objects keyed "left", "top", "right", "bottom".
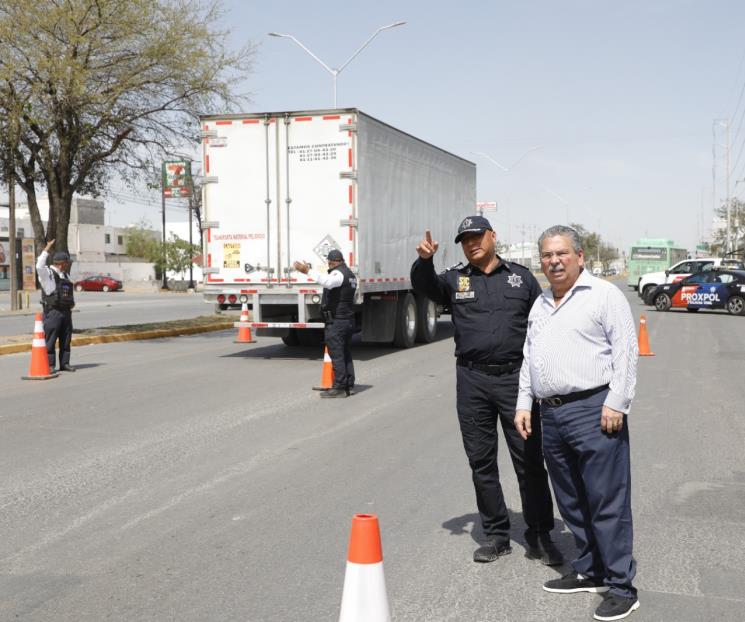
[
  {"left": 0, "top": 291, "right": 215, "bottom": 336},
  {"left": 1, "top": 287, "right": 744, "bottom": 621}
]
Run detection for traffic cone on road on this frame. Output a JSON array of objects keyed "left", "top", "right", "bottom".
[
  {"left": 638, "top": 313, "right": 654, "bottom": 357},
  {"left": 338, "top": 514, "right": 391, "bottom": 622},
  {"left": 234, "top": 303, "right": 255, "bottom": 344},
  {"left": 313, "top": 346, "right": 334, "bottom": 390},
  {"left": 21, "top": 313, "right": 59, "bottom": 381}
]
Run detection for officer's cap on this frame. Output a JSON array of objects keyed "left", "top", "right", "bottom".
[
  {"left": 454, "top": 215, "right": 493, "bottom": 243},
  {"left": 52, "top": 251, "right": 71, "bottom": 263},
  {"left": 327, "top": 249, "right": 344, "bottom": 262}
]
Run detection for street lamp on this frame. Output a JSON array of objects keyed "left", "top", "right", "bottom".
[
  {"left": 268, "top": 21, "right": 406, "bottom": 107},
  {"left": 472, "top": 146, "right": 542, "bottom": 172}
]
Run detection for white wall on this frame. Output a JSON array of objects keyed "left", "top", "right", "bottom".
[{"left": 71, "top": 260, "right": 155, "bottom": 282}]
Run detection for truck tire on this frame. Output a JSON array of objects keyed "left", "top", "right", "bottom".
[
  {"left": 297, "top": 328, "right": 324, "bottom": 347},
  {"left": 393, "top": 293, "right": 418, "bottom": 348},
  {"left": 642, "top": 285, "right": 656, "bottom": 305},
  {"left": 415, "top": 295, "right": 437, "bottom": 343},
  {"left": 281, "top": 329, "right": 300, "bottom": 346}
]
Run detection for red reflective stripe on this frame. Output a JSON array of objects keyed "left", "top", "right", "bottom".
[
  {"left": 252, "top": 323, "right": 269, "bottom": 327},
  {"left": 215, "top": 120, "right": 232, "bottom": 125},
  {"left": 242, "top": 119, "right": 260, "bottom": 124},
  {"left": 209, "top": 277, "right": 224, "bottom": 282},
  {"left": 295, "top": 117, "right": 312, "bottom": 122},
  {"left": 349, "top": 213, "right": 354, "bottom": 241},
  {"left": 348, "top": 148, "right": 353, "bottom": 167},
  {"left": 299, "top": 289, "right": 318, "bottom": 294},
  {"left": 234, "top": 278, "right": 247, "bottom": 282},
  {"left": 240, "top": 289, "right": 258, "bottom": 294},
  {"left": 207, "top": 254, "right": 212, "bottom": 267},
  {"left": 205, "top": 154, "right": 210, "bottom": 173},
  {"left": 349, "top": 252, "right": 354, "bottom": 266},
  {"left": 348, "top": 117, "right": 352, "bottom": 137},
  {"left": 348, "top": 185, "right": 353, "bottom": 204},
  {"left": 207, "top": 228, "right": 211, "bottom": 243},
  {"left": 323, "top": 115, "right": 341, "bottom": 120}
]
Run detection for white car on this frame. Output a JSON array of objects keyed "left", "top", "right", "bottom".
[{"left": 638, "top": 257, "right": 744, "bottom": 304}]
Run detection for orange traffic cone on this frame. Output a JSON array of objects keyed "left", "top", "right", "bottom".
[
  {"left": 313, "top": 346, "right": 334, "bottom": 390},
  {"left": 638, "top": 313, "right": 654, "bottom": 357},
  {"left": 234, "top": 303, "right": 255, "bottom": 343},
  {"left": 338, "top": 514, "right": 391, "bottom": 622},
  {"left": 22, "top": 313, "right": 59, "bottom": 380}
]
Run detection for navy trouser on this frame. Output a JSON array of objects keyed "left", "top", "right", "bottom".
[
  {"left": 43, "top": 307, "right": 73, "bottom": 368},
  {"left": 325, "top": 318, "right": 355, "bottom": 390},
  {"left": 540, "top": 389, "right": 636, "bottom": 599},
  {"left": 456, "top": 366, "right": 555, "bottom": 544}
]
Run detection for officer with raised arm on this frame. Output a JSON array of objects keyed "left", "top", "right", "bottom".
[
  {"left": 36, "top": 239, "right": 76, "bottom": 372},
  {"left": 294, "top": 249, "right": 357, "bottom": 398},
  {"left": 411, "top": 217, "right": 561, "bottom": 565}
]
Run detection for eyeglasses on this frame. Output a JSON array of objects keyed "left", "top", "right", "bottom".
[{"left": 540, "top": 250, "right": 573, "bottom": 262}]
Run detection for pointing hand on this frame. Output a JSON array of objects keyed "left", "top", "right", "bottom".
[{"left": 416, "top": 229, "right": 439, "bottom": 259}]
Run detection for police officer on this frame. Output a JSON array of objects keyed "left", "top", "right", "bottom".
[
  {"left": 293, "top": 249, "right": 357, "bottom": 398},
  {"left": 411, "top": 216, "right": 561, "bottom": 564},
  {"left": 36, "top": 239, "right": 76, "bottom": 372}
]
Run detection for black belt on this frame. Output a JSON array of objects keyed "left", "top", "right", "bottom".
[
  {"left": 456, "top": 358, "right": 522, "bottom": 376},
  {"left": 541, "top": 384, "right": 609, "bottom": 407}
]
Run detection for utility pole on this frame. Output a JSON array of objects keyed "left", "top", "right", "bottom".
[
  {"left": 187, "top": 191, "right": 195, "bottom": 290},
  {"left": 726, "top": 119, "right": 732, "bottom": 254},
  {"left": 8, "top": 160, "right": 18, "bottom": 311},
  {"left": 161, "top": 177, "right": 168, "bottom": 290}
]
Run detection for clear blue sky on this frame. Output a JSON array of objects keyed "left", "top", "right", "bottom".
[
  {"left": 224, "top": 0, "right": 745, "bottom": 253},
  {"left": 5, "top": 1, "right": 745, "bottom": 254}
]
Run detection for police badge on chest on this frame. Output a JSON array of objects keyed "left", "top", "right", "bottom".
[{"left": 455, "top": 276, "right": 476, "bottom": 300}]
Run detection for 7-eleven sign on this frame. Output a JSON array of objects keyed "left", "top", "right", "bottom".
[{"left": 162, "top": 161, "right": 192, "bottom": 198}]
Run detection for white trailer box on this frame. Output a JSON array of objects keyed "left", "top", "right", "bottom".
[{"left": 199, "top": 109, "right": 476, "bottom": 346}]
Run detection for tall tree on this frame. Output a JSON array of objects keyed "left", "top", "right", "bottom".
[
  {"left": 711, "top": 198, "right": 745, "bottom": 256},
  {"left": 0, "top": 0, "right": 253, "bottom": 255}
]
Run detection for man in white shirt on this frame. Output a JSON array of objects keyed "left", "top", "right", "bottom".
[
  {"left": 36, "top": 239, "right": 76, "bottom": 372},
  {"left": 514, "top": 225, "right": 639, "bottom": 621}
]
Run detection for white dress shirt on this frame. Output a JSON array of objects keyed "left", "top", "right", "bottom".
[
  {"left": 308, "top": 268, "right": 343, "bottom": 289},
  {"left": 36, "top": 250, "right": 69, "bottom": 296},
  {"left": 517, "top": 269, "right": 639, "bottom": 414}
]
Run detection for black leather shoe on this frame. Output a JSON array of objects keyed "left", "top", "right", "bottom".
[
  {"left": 473, "top": 538, "right": 512, "bottom": 563},
  {"left": 525, "top": 532, "right": 564, "bottom": 566},
  {"left": 61, "top": 364, "right": 76, "bottom": 372},
  {"left": 320, "top": 388, "right": 348, "bottom": 398}
]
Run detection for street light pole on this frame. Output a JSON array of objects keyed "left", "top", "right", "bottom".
[
  {"left": 268, "top": 21, "right": 406, "bottom": 108},
  {"left": 8, "top": 172, "right": 17, "bottom": 310}
]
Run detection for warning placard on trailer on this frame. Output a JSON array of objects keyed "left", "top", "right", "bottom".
[{"left": 223, "top": 243, "right": 241, "bottom": 268}]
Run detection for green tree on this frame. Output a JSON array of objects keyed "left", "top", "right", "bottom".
[
  {"left": 0, "top": 0, "right": 254, "bottom": 256},
  {"left": 166, "top": 235, "right": 200, "bottom": 278},
  {"left": 570, "top": 223, "right": 619, "bottom": 265},
  {"left": 711, "top": 198, "right": 745, "bottom": 256}
]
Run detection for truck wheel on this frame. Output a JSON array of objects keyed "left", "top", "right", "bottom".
[
  {"left": 654, "top": 293, "right": 671, "bottom": 312},
  {"left": 393, "top": 293, "right": 417, "bottom": 348},
  {"left": 727, "top": 295, "right": 745, "bottom": 316},
  {"left": 415, "top": 295, "right": 437, "bottom": 343},
  {"left": 297, "top": 328, "right": 324, "bottom": 347},
  {"left": 281, "top": 329, "right": 300, "bottom": 346}
]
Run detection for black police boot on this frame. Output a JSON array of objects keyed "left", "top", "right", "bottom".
[
  {"left": 525, "top": 531, "right": 564, "bottom": 566},
  {"left": 320, "top": 388, "right": 348, "bottom": 398},
  {"left": 61, "top": 364, "right": 76, "bottom": 372},
  {"left": 473, "top": 537, "right": 512, "bottom": 563}
]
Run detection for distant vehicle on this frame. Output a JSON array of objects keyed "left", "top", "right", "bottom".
[
  {"left": 639, "top": 257, "right": 744, "bottom": 304},
  {"left": 592, "top": 266, "right": 602, "bottom": 276},
  {"left": 74, "top": 275, "right": 123, "bottom": 292},
  {"left": 627, "top": 238, "right": 688, "bottom": 290},
  {"left": 650, "top": 269, "right": 745, "bottom": 315}
]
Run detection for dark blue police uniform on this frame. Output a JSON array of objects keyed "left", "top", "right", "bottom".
[
  {"left": 41, "top": 270, "right": 75, "bottom": 369},
  {"left": 411, "top": 254, "right": 556, "bottom": 553},
  {"left": 322, "top": 262, "right": 356, "bottom": 392}
]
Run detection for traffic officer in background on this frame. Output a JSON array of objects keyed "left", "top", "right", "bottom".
[
  {"left": 411, "top": 216, "right": 561, "bottom": 565},
  {"left": 36, "top": 239, "right": 76, "bottom": 372},
  {"left": 294, "top": 249, "right": 357, "bottom": 398}
]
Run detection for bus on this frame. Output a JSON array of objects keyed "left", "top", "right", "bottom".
[{"left": 626, "top": 238, "right": 688, "bottom": 290}]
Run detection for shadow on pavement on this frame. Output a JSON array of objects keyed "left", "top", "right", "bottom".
[
  {"left": 441, "top": 510, "right": 573, "bottom": 572},
  {"left": 221, "top": 321, "right": 455, "bottom": 362}
]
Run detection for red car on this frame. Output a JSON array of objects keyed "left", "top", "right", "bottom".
[{"left": 74, "top": 275, "right": 123, "bottom": 292}]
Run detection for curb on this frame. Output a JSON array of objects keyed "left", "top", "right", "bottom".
[{"left": 0, "top": 321, "right": 234, "bottom": 357}]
